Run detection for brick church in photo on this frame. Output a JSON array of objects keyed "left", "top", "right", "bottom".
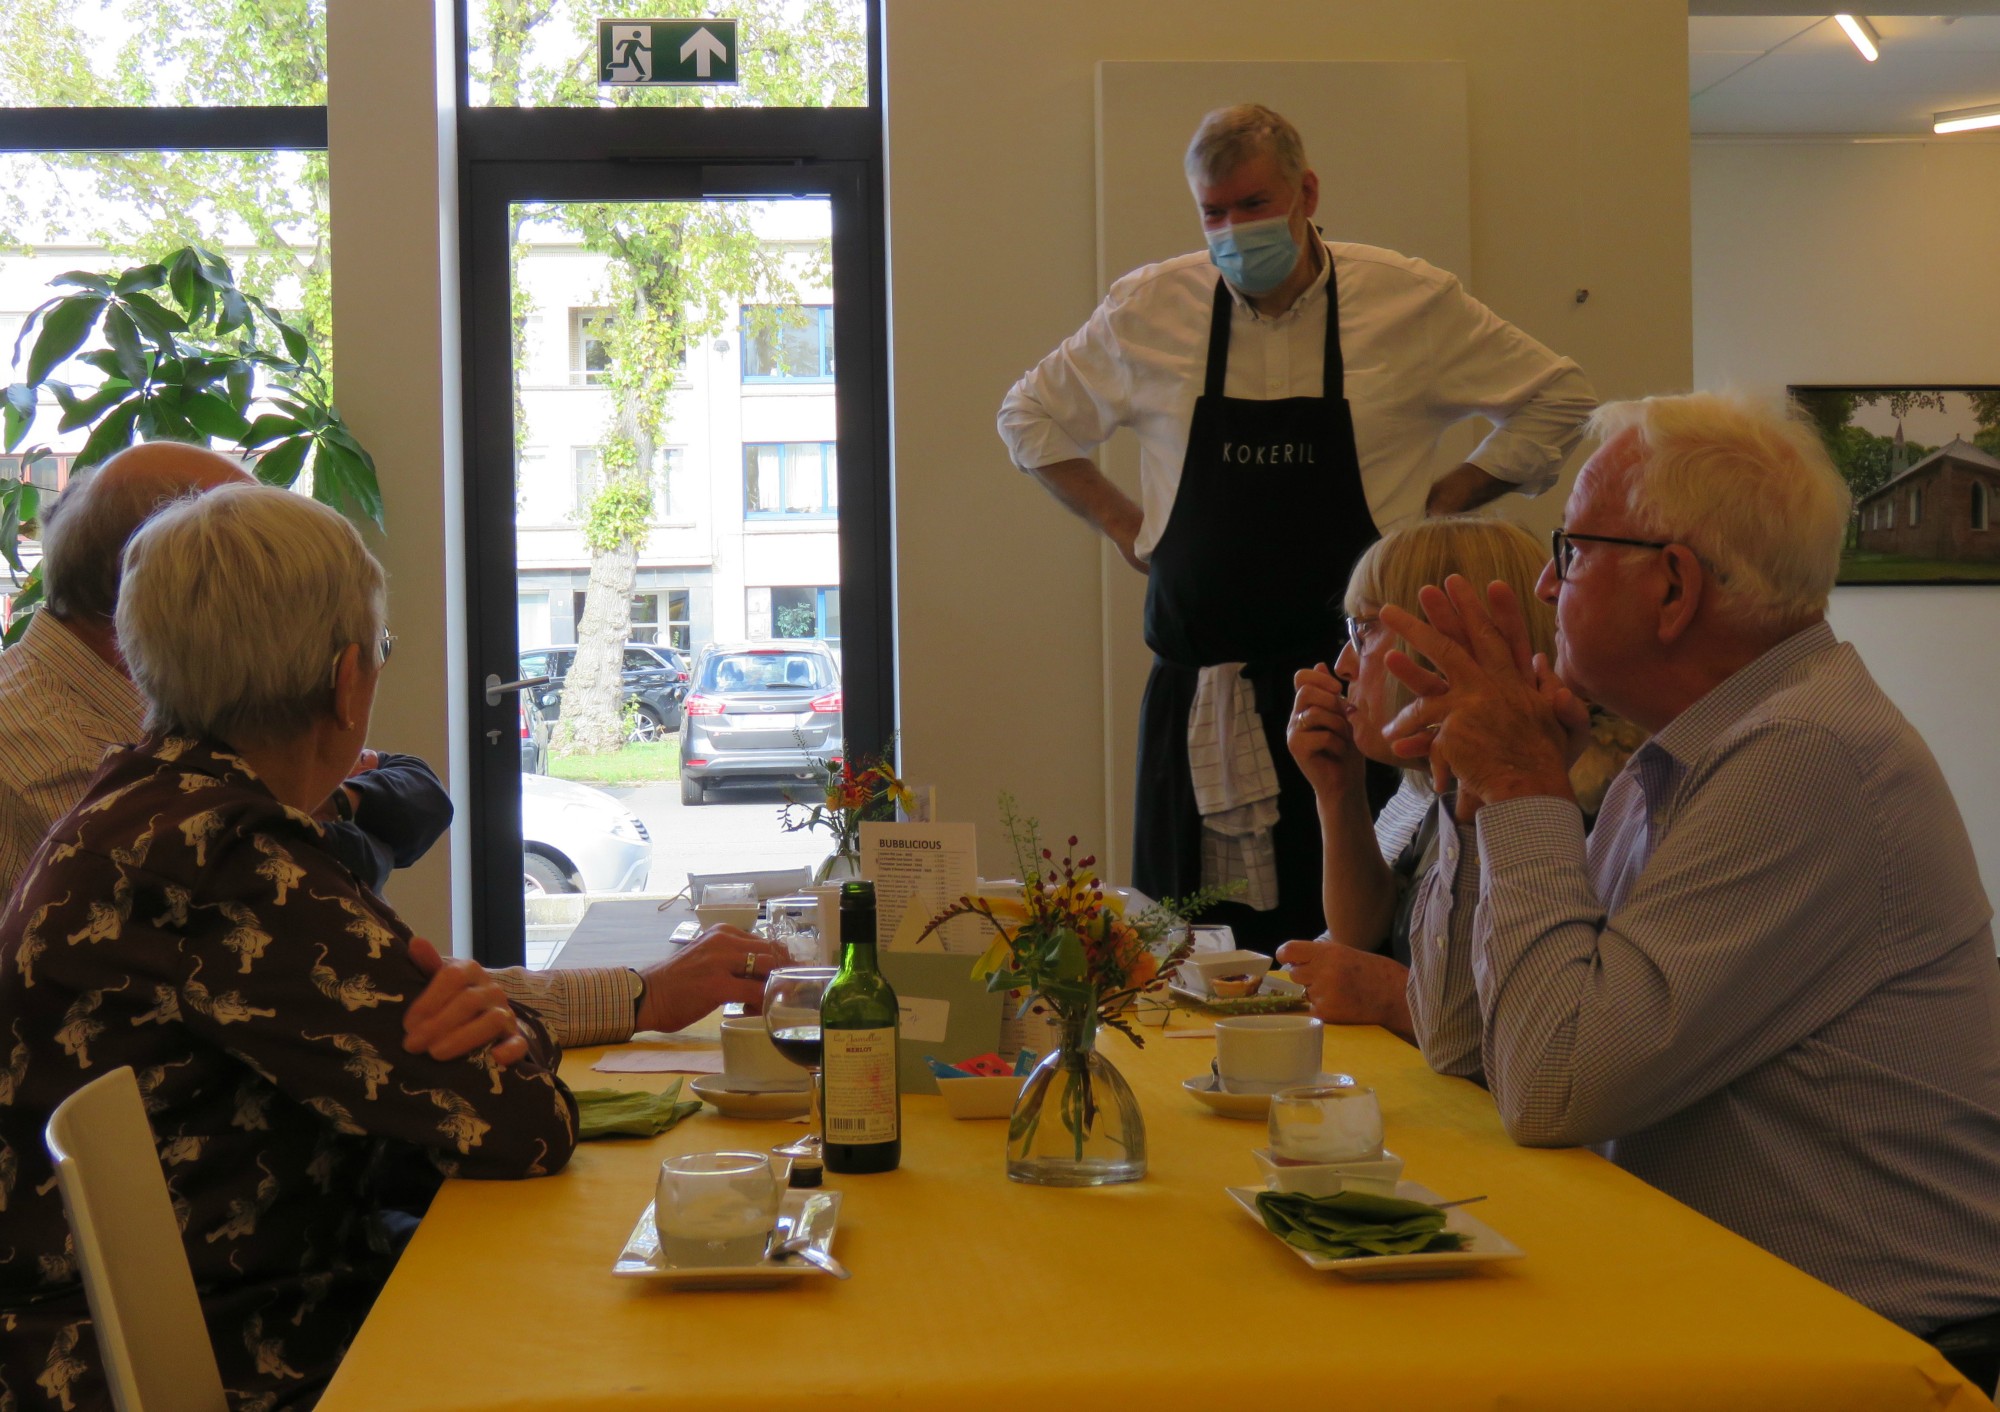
[{"left": 1854, "top": 437, "right": 2000, "bottom": 562}]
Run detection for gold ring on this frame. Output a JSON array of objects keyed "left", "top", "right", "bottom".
[{"left": 743, "top": 952, "right": 757, "bottom": 979}]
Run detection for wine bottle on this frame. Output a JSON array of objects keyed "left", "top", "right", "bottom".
[{"left": 821, "top": 879, "right": 901, "bottom": 1174}]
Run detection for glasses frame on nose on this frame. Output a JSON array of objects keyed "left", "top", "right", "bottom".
[
  {"left": 1344, "top": 615, "right": 1382, "bottom": 654},
  {"left": 1549, "top": 528, "right": 1675, "bottom": 582}
]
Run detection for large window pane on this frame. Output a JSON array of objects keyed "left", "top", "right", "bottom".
[
  {"left": 0, "top": 0, "right": 327, "bottom": 106},
  {"left": 468, "top": 0, "right": 865, "bottom": 109}
]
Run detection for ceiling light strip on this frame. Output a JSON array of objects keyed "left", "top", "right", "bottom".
[
  {"left": 1934, "top": 103, "right": 2000, "bottom": 135},
  {"left": 1833, "top": 14, "right": 1880, "bottom": 63}
]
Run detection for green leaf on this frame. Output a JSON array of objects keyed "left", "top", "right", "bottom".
[
  {"left": 2, "top": 569, "right": 43, "bottom": 647},
  {"left": 56, "top": 383, "right": 137, "bottom": 434},
  {"left": 312, "top": 436, "right": 384, "bottom": 526},
  {"left": 114, "top": 264, "right": 168, "bottom": 296},
  {"left": 121, "top": 291, "right": 189, "bottom": 342},
  {"left": 167, "top": 249, "right": 201, "bottom": 313},
  {"left": 276, "top": 318, "right": 310, "bottom": 364},
  {"left": 76, "top": 350, "right": 125, "bottom": 380},
  {"left": 103, "top": 307, "right": 151, "bottom": 388},
  {"left": 240, "top": 412, "right": 303, "bottom": 448},
  {"left": 137, "top": 402, "right": 198, "bottom": 445},
  {"left": 182, "top": 390, "right": 252, "bottom": 442},
  {"left": 3, "top": 385, "right": 35, "bottom": 450},
  {"left": 75, "top": 399, "right": 141, "bottom": 469},
  {"left": 51, "top": 271, "right": 112, "bottom": 294},
  {"left": 225, "top": 361, "right": 254, "bottom": 411},
  {"left": 217, "top": 287, "right": 251, "bottom": 336},
  {"left": 253, "top": 435, "right": 311, "bottom": 488},
  {"left": 26, "top": 297, "right": 106, "bottom": 386}
]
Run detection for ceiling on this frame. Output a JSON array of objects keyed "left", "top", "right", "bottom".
[{"left": 1690, "top": 11, "right": 2000, "bottom": 133}]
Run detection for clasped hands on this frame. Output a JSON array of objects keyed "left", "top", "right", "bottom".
[{"left": 1378, "top": 575, "right": 1591, "bottom": 821}]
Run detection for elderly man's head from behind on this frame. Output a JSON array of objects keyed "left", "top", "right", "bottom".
[
  {"left": 1539, "top": 391, "right": 1851, "bottom": 725},
  {"left": 38, "top": 441, "right": 251, "bottom": 630}
]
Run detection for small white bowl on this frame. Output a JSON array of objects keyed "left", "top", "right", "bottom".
[
  {"left": 937, "top": 1075, "right": 1025, "bottom": 1120},
  {"left": 1187, "top": 949, "right": 1273, "bottom": 997},
  {"left": 1252, "top": 1146, "right": 1405, "bottom": 1199},
  {"left": 694, "top": 901, "right": 760, "bottom": 932}
]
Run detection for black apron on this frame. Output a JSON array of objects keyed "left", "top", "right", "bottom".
[{"left": 1133, "top": 264, "right": 1384, "bottom": 954}]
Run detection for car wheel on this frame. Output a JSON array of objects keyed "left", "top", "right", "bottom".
[
  {"left": 523, "top": 852, "right": 577, "bottom": 896},
  {"left": 680, "top": 772, "right": 706, "bottom": 806},
  {"left": 627, "top": 706, "right": 666, "bottom": 744}
]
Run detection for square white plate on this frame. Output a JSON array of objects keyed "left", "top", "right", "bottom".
[
  {"left": 1226, "top": 1180, "right": 1524, "bottom": 1280},
  {"left": 614, "top": 1188, "right": 842, "bottom": 1288}
]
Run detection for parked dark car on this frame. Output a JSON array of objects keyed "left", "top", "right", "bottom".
[
  {"left": 677, "top": 640, "right": 842, "bottom": 806},
  {"left": 520, "top": 642, "right": 689, "bottom": 741},
  {"left": 519, "top": 690, "right": 551, "bottom": 775}
]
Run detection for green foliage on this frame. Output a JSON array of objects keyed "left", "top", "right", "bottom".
[
  {"left": 1823, "top": 426, "right": 1931, "bottom": 502},
  {"left": 0, "top": 0, "right": 332, "bottom": 364},
  {"left": 774, "top": 603, "right": 818, "bottom": 638},
  {"left": 1, "top": 246, "right": 379, "bottom": 641}
]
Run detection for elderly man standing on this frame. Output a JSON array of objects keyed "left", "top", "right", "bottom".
[
  {"left": 1384, "top": 392, "right": 2000, "bottom": 1390},
  {"left": 0, "top": 442, "right": 786, "bottom": 1053},
  {"left": 998, "top": 103, "right": 1595, "bottom": 951}
]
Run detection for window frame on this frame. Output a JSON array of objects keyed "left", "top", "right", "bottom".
[
  {"left": 740, "top": 303, "right": 835, "bottom": 383},
  {"left": 743, "top": 440, "right": 837, "bottom": 519}
]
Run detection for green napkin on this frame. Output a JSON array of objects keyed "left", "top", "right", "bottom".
[
  {"left": 1254, "top": 1189, "right": 1469, "bottom": 1259},
  {"left": 574, "top": 1082, "right": 702, "bottom": 1140}
]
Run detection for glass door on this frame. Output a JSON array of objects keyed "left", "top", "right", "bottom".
[{"left": 463, "top": 160, "right": 887, "bottom": 967}]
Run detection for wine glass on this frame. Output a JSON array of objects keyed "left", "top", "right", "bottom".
[{"left": 763, "top": 965, "right": 836, "bottom": 1160}]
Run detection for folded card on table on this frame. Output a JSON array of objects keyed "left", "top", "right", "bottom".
[{"left": 592, "top": 1047, "right": 727, "bottom": 1074}]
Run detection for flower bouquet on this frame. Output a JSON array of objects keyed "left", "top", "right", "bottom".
[
  {"left": 778, "top": 738, "right": 912, "bottom": 882},
  {"left": 917, "top": 796, "right": 1232, "bottom": 1187}
]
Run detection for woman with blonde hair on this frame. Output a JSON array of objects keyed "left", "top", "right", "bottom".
[{"left": 1278, "top": 516, "right": 1582, "bottom": 1078}]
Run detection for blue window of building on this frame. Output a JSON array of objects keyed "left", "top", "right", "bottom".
[
  {"left": 741, "top": 305, "right": 834, "bottom": 381},
  {"left": 744, "top": 442, "right": 838, "bottom": 517}
]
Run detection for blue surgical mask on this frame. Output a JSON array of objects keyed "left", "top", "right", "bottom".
[{"left": 1204, "top": 212, "right": 1300, "bottom": 296}]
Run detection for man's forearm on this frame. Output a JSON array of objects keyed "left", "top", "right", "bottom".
[
  {"left": 1426, "top": 462, "right": 1514, "bottom": 516},
  {"left": 1029, "top": 458, "right": 1146, "bottom": 572}
]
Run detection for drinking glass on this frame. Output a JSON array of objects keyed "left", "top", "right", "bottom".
[
  {"left": 763, "top": 966, "right": 836, "bottom": 1159},
  {"left": 1269, "top": 1080, "right": 1384, "bottom": 1164},
  {"left": 655, "top": 1151, "right": 781, "bottom": 1267}
]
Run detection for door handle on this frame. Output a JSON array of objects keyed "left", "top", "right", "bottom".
[{"left": 484, "top": 673, "right": 551, "bottom": 707}]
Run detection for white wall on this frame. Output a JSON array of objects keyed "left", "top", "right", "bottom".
[
  {"left": 886, "top": 0, "right": 1692, "bottom": 879},
  {"left": 1693, "top": 138, "right": 2000, "bottom": 907}
]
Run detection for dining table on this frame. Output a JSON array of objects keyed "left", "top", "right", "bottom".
[{"left": 317, "top": 992, "right": 1986, "bottom": 1411}]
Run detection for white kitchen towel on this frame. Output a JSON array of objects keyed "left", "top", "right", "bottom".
[{"left": 1187, "top": 664, "right": 1279, "bottom": 911}]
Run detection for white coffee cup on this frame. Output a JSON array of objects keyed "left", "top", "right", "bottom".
[
  {"left": 695, "top": 901, "right": 759, "bottom": 933},
  {"left": 1214, "top": 1015, "right": 1323, "bottom": 1094},
  {"left": 719, "top": 1015, "right": 808, "bottom": 1092}
]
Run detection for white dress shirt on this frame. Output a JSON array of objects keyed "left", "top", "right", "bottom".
[{"left": 998, "top": 238, "right": 1597, "bottom": 559}]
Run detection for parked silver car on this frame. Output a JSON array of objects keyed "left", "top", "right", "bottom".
[
  {"left": 521, "top": 772, "right": 652, "bottom": 894},
  {"left": 677, "top": 639, "right": 843, "bottom": 806}
]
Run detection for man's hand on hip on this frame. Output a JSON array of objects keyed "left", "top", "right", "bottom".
[{"left": 1028, "top": 457, "right": 1148, "bottom": 573}]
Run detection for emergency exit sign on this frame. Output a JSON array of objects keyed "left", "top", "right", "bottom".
[{"left": 597, "top": 18, "right": 740, "bottom": 86}]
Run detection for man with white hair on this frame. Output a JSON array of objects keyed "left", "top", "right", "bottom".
[
  {"left": 1381, "top": 392, "right": 2000, "bottom": 1387},
  {"left": 998, "top": 102, "right": 1595, "bottom": 951},
  {"left": 0, "top": 442, "right": 786, "bottom": 1054}
]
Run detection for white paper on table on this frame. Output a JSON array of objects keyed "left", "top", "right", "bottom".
[
  {"left": 592, "top": 1048, "right": 727, "bottom": 1074},
  {"left": 861, "top": 821, "right": 983, "bottom": 954}
]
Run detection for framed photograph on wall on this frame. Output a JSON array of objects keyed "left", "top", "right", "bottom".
[{"left": 1790, "top": 385, "right": 2000, "bottom": 586}]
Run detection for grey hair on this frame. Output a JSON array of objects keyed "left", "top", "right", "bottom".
[
  {"left": 38, "top": 465, "right": 185, "bottom": 621},
  {"left": 1588, "top": 391, "right": 1851, "bottom": 633},
  {"left": 115, "top": 482, "right": 387, "bottom": 746},
  {"left": 1184, "top": 104, "right": 1308, "bottom": 189}
]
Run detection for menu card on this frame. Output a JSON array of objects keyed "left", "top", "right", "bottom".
[{"left": 860, "top": 821, "right": 983, "bottom": 955}]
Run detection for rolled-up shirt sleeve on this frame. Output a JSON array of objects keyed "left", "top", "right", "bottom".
[
  {"left": 997, "top": 296, "right": 1135, "bottom": 472},
  {"left": 1421, "top": 274, "right": 1596, "bottom": 496}
]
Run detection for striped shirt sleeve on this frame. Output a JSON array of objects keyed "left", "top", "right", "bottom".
[{"left": 492, "top": 966, "right": 641, "bottom": 1049}]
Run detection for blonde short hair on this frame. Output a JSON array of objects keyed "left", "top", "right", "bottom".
[
  {"left": 1184, "top": 104, "right": 1307, "bottom": 189},
  {"left": 1343, "top": 516, "right": 1556, "bottom": 721},
  {"left": 1588, "top": 392, "right": 1850, "bottom": 633},
  {"left": 116, "top": 483, "right": 387, "bottom": 746}
]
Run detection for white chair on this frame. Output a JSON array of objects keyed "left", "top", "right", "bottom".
[{"left": 44, "top": 1065, "right": 228, "bottom": 1412}]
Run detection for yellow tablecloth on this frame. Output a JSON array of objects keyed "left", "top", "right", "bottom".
[{"left": 319, "top": 1016, "right": 1984, "bottom": 1411}]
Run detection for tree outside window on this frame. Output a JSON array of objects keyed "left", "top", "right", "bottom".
[{"left": 741, "top": 304, "right": 833, "bottom": 381}]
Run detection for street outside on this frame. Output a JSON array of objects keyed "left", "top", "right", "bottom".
[{"left": 601, "top": 779, "right": 826, "bottom": 898}]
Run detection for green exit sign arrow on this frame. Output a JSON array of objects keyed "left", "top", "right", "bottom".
[{"left": 597, "top": 18, "right": 740, "bottom": 86}]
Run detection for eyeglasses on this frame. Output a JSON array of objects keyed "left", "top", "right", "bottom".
[
  {"left": 1345, "top": 615, "right": 1382, "bottom": 653},
  {"left": 328, "top": 628, "right": 397, "bottom": 692},
  {"left": 1549, "top": 528, "right": 1674, "bottom": 582}
]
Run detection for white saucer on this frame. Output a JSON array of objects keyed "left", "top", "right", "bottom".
[
  {"left": 613, "top": 1188, "right": 842, "bottom": 1288},
  {"left": 1183, "top": 1071, "right": 1345, "bottom": 1120},
  {"left": 689, "top": 1074, "right": 813, "bottom": 1119}
]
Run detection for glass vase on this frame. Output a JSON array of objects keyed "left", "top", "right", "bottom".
[
  {"left": 1006, "top": 1005, "right": 1146, "bottom": 1187},
  {"left": 815, "top": 847, "right": 862, "bottom": 884}
]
